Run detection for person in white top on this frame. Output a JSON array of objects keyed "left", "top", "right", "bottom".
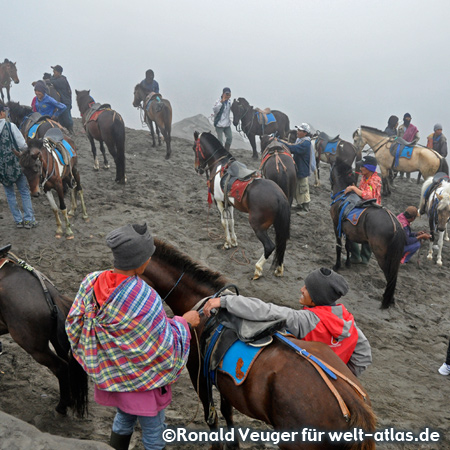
[{"left": 212, "top": 87, "right": 232, "bottom": 150}]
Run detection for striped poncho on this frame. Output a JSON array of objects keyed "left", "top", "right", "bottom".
[{"left": 66, "top": 271, "right": 190, "bottom": 392}]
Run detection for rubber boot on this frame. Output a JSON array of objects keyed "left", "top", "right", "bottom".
[
  {"left": 361, "top": 242, "right": 372, "bottom": 264},
  {"left": 349, "top": 241, "right": 362, "bottom": 264},
  {"left": 301, "top": 202, "right": 310, "bottom": 212},
  {"left": 224, "top": 142, "right": 231, "bottom": 151},
  {"left": 109, "top": 431, "right": 132, "bottom": 450}
]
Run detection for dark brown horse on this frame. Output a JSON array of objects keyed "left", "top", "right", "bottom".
[
  {"left": 260, "top": 135, "right": 297, "bottom": 206},
  {"left": 0, "top": 59, "right": 19, "bottom": 102},
  {"left": 330, "top": 160, "right": 405, "bottom": 309},
  {"left": 141, "top": 239, "right": 376, "bottom": 450},
  {"left": 75, "top": 89, "right": 126, "bottom": 183},
  {"left": 193, "top": 131, "right": 290, "bottom": 280},
  {"left": 231, "top": 97, "right": 290, "bottom": 159},
  {"left": 132, "top": 83, "right": 173, "bottom": 159},
  {"left": 0, "top": 245, "right": 88, "bottom": 416},
  {"left": 20, "top": 134, "right": 88, "bottom": 239}
]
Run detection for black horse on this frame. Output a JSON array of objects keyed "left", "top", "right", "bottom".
[
  {"left": 330, "top": 161, "right": 405, "bottom": 309},
  {"left": 231, "top": 97, "right": 290, "bottom": 159}
]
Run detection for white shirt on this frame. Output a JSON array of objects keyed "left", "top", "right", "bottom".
[{"left": 212, "top": 98, "right": 232, "bottom": 128}]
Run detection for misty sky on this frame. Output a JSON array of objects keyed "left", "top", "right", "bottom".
[{"left": 4, "top": 0, "right": 449, "bottom": 144}]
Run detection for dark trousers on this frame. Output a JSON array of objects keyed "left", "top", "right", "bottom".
[
  {"left": 446, "top": 339, "right": 450, "bottom": 365},
  {"left": 59, "top": 107, "right": 74, "bottom": 132}
]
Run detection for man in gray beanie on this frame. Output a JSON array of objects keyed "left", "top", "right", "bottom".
[
  {"left": 66, "top": 223, "right": 200, "bottom": 450},
  {"left": 203, "top": 267, "right": 372, "bottom": 377},
  {"left": 426, "top": 123, "right": 447, "bottom": 158}
]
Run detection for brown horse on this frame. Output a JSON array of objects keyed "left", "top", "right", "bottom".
[
  {"left": 330, "top": 160, "right": 405, "bottom": 309},
  {"left": 193, "top": 131, "right": 290, "bottom": 279},
  {"left": 132, "top": 83, "right": 173, "bottom": 159},
  {"left": 260, "top": 135, "right": 297, "bottom": 206},
  {"left": 0, "top": 59, "right": 19, "bottom": 102},
  {"left": 141, "top": 239, "right": 376, "bottom": 450},
  {"left": 75, "top": 89, "right": 126, "bottom": 183},
  {"left": 353, "top": 126, "right": 449, "bottom": 196},
  {"left": 0, "top": 245, "right": 88, "bottom": 416},
  {"left": 20, "top": 133, "right": 88, "bottom": 239},
  {"left": 231, "top": 97, "right": 290, "bottom": 159}
]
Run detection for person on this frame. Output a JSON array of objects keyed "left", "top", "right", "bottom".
[
  {"left": 0, "top": 104, "right": 37, "bottom": 229},
  {"left": 277, "top": 123, "right": 313, "bottom": 212},
  {"left": 384, "top": 115, "right": 399, "bottom": 136},
  {"left": 66, "top": 223, "right": 200, "bottom": 450},
  {"left": 427, "top": 123, "right": 448, "bottom": 158},
  {"left": 438, "top": 339, "right": 450, "bottom": 376},
  {"left": 140, "top": 69, "right": 159, "bottom": 94},
  {"left": 203, "top": 267, "right": 372, "bottom": 377},
  {"left": 212, "top": 87, "right": 233, "bottom": 151},
  {"left": 396, "top": 206, "right": 431, "bottom": 264},
  {"left": 344, "top": 155, "right": 381, "bottom": 264},
  {"left": 397, "top": 113, "right": 420, "bottom": 180},
  {"left": 50, "top": 65, "right": 74, "bottom": 134},
  {"left": 34, "top": 81, "right": 66, "bottom": 120}
]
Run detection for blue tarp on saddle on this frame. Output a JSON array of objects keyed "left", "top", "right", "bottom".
[
  {"left": 324, "top": 141, "right": 339, "bottom": 155},
  {"left": 53, "top": 140, "right": 74, "bottom": 165},
  {"left": 256, "top": 112, "right": 276, "bottom": 124},
  {"left": 393, "top": 143, "right": 413, "bottom": 168},
  {"left": 219, "top": 340, "right": 263, "bottom": 385},
  {"left": 346, "top": 207, "right": 367, "bottom": 226},
  {"left": 28, "top": 123, "right": 41, "bottom": 139}
]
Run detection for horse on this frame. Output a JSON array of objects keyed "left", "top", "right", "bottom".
[
  {"left": 75, "top": 89, "right": 126, "bottom": 183},
  {"left": 418, "top": 176, "right": 450, "bottom": 266},
  {"left": 20, "top": 134, "right": 88, "bottom": 239},
  {"left": 353, "top": 126, "right": 449, "bottom": 196},
  {"left": 260, "top": 135, "right": 297, "bottom": 206},
  {"left": 0, "top": 245, "right": 88, "bottom": 416},
  {"left": 132, "top": 83, "right": 173, "bottom": 159},
  {"left": 7, "top": 101, "right": 66, "bottom": 140},
  {"left": 193, "top": 131, "right": 290, "bottom": 280},
  {"left": 330, "top": 160, "right": 406, "bottom": 309},
  {"left": 140, "top": 238, "right": 377, "bottom": 450},
  {"left": 0, "top": 59, "right": 19, "bottom": 103},
  {"left": 231, "top": 97, "right": 290, "bottom": 159}
]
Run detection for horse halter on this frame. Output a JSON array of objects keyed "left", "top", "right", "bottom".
[{"left": 194, "top": 138, "right": 223, "bottom": 175}]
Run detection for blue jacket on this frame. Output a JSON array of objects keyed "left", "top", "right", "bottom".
[
  {"left": 281, "top": 138, "right": 312, "bottom": 178},
  {"left": 35, "top": 94, "right": 66, "bottom": 118},
  {"left": 140, "top": 79, "right": 159, "bottom": 93}
]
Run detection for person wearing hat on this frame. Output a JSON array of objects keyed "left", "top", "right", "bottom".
[
  {"left": 384, "top": 115, "right": 399, "bottom": 137},
  {"left": 66, "top": 223, "right": 200, "bottom": 450},
  {"left": 34, "top": 81, "right": 66, "bottom": 120},
  {"left": 203, "top": 267, "right": 372, "bottom": 377},
  {"left": 49, "top": 65, "right": 74, "bottom": 134},
  {"left": 140, "top": 69, "right": 160, "bottom": 94},
  {"left": 344, "top": 155, "right": 381, "bottom": 264},
  {"left": 397, "top": 113, "right": 420, "bottom": 180},
  {"left": 0, "top": 103, "right": 37, "bottom": 229},
  {"left": 426, "top": 123, "right": 447, "bottom": 158},
  {"left": 212, "top": 87, "right": 233, "bottom": 150},
  {"left": 396, "top": 206, "right": 431, "bottom": 264},
  {"left": 277, "top": 123, "right": 313, "bottom": 212}
]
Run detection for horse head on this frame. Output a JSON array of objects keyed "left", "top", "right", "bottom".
[
  {"left": 330, "top": 160, "right": 355, "bottom": 194},
  {"left": 193, "top": 131, "right": 206, "bottom": 174},
  {"left": 75, "top": 89, "right": 93, "bottom": 115},
  {"left": 352, "top": 127, "right": 366, "bottom": 152},
  {"left": 7, "top": 101, "right": 31, "bottom": 127},
  {"left": 20, "top": 139, "right": 43, "bottom": 196},
  {"left": 231, "top": 97, "right": 251, "bottom": 127},
  {"left": 132, "top": 84, "right": 147, "bottom": 108},
  {"left": 6, "top": 61, "right": 19, "bottom": 84}
]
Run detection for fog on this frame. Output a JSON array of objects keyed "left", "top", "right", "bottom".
[{"left": 5, "top": 0, "right": 450, "bottom": 143}]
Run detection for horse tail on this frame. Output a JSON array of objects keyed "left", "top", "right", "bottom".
[
  {"left": 113, "top": 113, "right": 126, "bottom": 182},
  {"left": 381, "top": 212, "right": 406, "bottom": 309},
  {"left": 271, "top": 194, "right": 291, "bottom": 269},
  {"left": 68, "top": 351, "right": 89, "bottom": 418},
  {"left": 347, "top": 397, "right": 377, "bottom": 450},
  {"left": 438, "top": 155, "right": 449, "bottom": 175}
]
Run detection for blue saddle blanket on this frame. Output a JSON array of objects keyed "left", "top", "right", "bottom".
[
  {"left": 28, "top": 123, "right": 41, "bottom": 139},
  {"left": 219, "top": 339, "right": 263, "bottom": 385},
  {"left": 324, "top": 141, "right": 339, "bottom": 155},
  {"left": 394, "top": 143, "right": 413, "bottom": 168},
  {"left": 346, "top": 207, "right": 366, "bottom": 225},
  {"left": 256, "top": 112, "right": 276, "bottom": 125},
  {"left": 53, "top": 139, "right": 74, "bottom": 165}
]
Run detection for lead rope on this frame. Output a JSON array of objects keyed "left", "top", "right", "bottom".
[{"left": 186, "top": 327, "right": 202, "bottom": 426}]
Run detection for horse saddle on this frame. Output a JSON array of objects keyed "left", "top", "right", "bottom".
[
  {"left": 83, "top": 103, "right": 111, "bottom": 126},
  {"left": 23, "top": 112, "right": 50, "bottom": 138},
  {"left": 422, "top": 172, "right": 450, "bottom": 211},
  {"left": 144, "top": 93, "right": 164, "bottom": 113},
  {"left": 317, "top": 131, "right": 340, "bottom": 153},
  {"left": 220, "top": 161, "right": 258, "bottom": 196},
  {"left": 255, "top": 109, "right": 276, "bottom": 125},
  {"left": 43, "top": 128, "right": 74, "bottom": 166},
  {"left": 389, "top": 139, "right": 414, "bottom": 168}
]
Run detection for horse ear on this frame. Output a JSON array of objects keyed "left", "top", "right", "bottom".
[{"left": 194, "top": 131, "right": 199, "bottom": 140}]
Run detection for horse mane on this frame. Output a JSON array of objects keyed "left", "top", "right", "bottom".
[
  {"left": 200, "top": 132, "right": 232, "bottom": 156},
  {"left": 7, "top": 101, "right": 31, "bottom": 116},
  {"left": 153, "top": 238, "right": 227, "bottom": 290},
  {"left": 236, "top": 97, "right": 251, "bottom": 108},
  {"left": 360, "top": 125, "right": 387, "bottom": 136}
]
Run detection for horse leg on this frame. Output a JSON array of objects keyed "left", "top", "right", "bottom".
[
  {"left": 217, "top": 201, "right": 237, "bottom": 249},
  {"left": 445, "top": 223, "right": 449, "bottom": 242},
  {"left": 250, "top": 226, "right": 275, "bottom": 280},
  {"left": 163, "top": 128, "right": 172, "bottom": 160},
  {"left": 70, "top": 167, "right": 89, "bottom": 220},
  {"left": 99, "top": 141, "right": 110, "bottom": 169},
  {"left": 333, "top": 236, "right": 343, "bottom": 270},
  {"left": 427, "top": 238, "right": 434, "bottom": 261},
  {"left": 436, "top": 230, "right": 444, "bottom": 266},
  {"left": 147, "top": 119, "right": 157, "bottom": 147},
  {"left": 248, "top": 134, "right": 258, "bottom": 159},
  {"left": 87, "top": 134, "right": 100, "bottom": 171},
  {"left": 52, "top": 184, "right": 74, "bottom": 239},
  {"left": 220, "top": 395, "right": 240, "bottom": 449},
  {"left": 46, "top": 191, "right": 65, "bottom": 238},
  {"left": 155, "top": 122, "right": 162, "bottom": 146}
]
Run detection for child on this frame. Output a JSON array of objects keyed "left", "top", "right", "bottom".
[
  {"left": 66, "top": 223, "right": 200, "bottom": 450},
  {"left": 203, "top": 267, "right": 371, "bottom": 377}
]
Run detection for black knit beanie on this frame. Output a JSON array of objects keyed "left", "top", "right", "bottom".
[{"left": 304, "top": 268, "right": 349, "bottom": 306}]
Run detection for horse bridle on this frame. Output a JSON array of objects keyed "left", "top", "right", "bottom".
[
  {"left": 355, "top": 130, "right": 393, "bottom": 155},
  {"left": 194, "top": 137, "right": 226, "bottom": 175},
  {"left": 233, "top": 103, "right": 253, "bottom": 135}
]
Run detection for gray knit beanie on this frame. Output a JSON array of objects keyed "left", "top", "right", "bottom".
[
  {"left": 106, "top": 223, "right": 155, "bottom": 271},
  {"left": 304, "top": 268, "right": 349, "bottom": 306},
  {"left": 434, "top": 123, "right": 443, "bottom": 132}
]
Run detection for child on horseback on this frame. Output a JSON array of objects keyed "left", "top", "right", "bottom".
[
  {"left": 66, "top": 223, "right": 200, "bottom": 450},
  {"left": 203, "top": 267, "right": 372, "bottom": 377}
]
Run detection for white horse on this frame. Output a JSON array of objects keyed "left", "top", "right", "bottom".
[{"left": 419, "top": 177, "right": 450, "bottom": 266}]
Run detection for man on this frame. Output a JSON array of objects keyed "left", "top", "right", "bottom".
[
  {"left": 0, "top": 104, "right": 37, "bottom": 228},
  {"left": 212, "top": 87, "right": 232, "bottom": 150},
  {"left": 34, "top": 80, "right": 66, "bottom": 119},
  {"left": 66, "top": 223, "right": 200, "bottom": 450},
  {"left": 50, "top": 65, "right": 74, "bottom": 134},
  {"left": 140, "top": 69, "right": 159, "bottom": 94},
  {"left": 278, "top": 123, "right": 312, "bottom": 212},
  {"left": 397, "top": 113, "right": 420, "bottom": 180},
  {"left": 203, "top": 267, "right": 372, "bottom": 377},
  {"left": 344, "top": 155, "right": 381, "bottom": 264},
  {"left": 427, "top": 123, "right": 447, "bottom": 158}
]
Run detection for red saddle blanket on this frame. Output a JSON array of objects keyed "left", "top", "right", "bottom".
[
  {"left": 88, "top": 110, "right": 105, "bottom": 123},
  {"left": 229, "top": 178, "right": 255, "bottom": 202}
]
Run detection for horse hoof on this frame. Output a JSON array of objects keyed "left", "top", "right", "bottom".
[
  {"left": 437, "top": 261, "right": 443, "bottom": 267},
  {"left": 252, "top": 273, "right": 261, "bottom": 280},
  {"left": 66, "top": 235, "right": 75, "bottom": 240},
  {"left": 55, "top": 405, "right": 68, "bottom": 416},
  {"left": 83, "top": 216, "right": 90, "bottom": 222},
  {"left": 103, "top": 165, "right": 110, "bottom": 170}
]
